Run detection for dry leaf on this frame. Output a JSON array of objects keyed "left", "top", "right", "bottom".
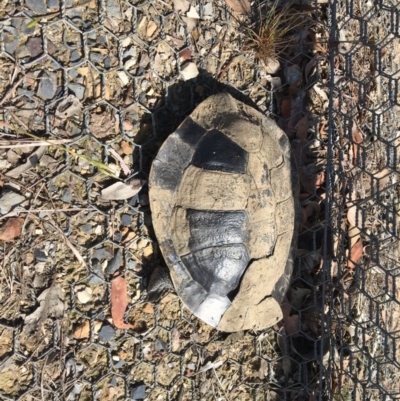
[
  {"left": 111, "top": 275, "right": 135, "bottom": 329},
  {"left": 295, "top": 115, "right": 308, "bottom": 141},
  {"left": 196, "top": 360, "right": 223, "bottom": 374},
  {"left": 348, "top": 238, "right": 363, "bottom": 269},
  {"left": 74, "top": 320, "right": 102, "bottom": 339},
  {"left": 146, "top": 21, "right": 157, "bottom": 38},
  {"left": 142, "top": 303, "right": 154, "bottom": 314},
  {"left": 101, "top": 180, "right": 143, "bottom": 200},
  {"left": 0, "top": 217, "right": 24, "bottom": 241},
  {"left": 171, "top": 328, "right": 180, "bottom": 352},
  {"left": 225, "top": 0, "right": 250, "bottom": 14}
]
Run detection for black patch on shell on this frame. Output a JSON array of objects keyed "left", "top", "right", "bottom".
[
  {"left": 187, "top": 209, "right": 247, "bottom": 252},
  {"left": 150, "top": 159, "right": 182, "bottom": 191},
  {"left": 181, "top": 244, "right": 249, "bottom": 296},
  {"left": 191, "top": 129, "right": 248, "bottom": 174},
  {"left": 174, "top": 117, "right": 207, "bottom": 147}
]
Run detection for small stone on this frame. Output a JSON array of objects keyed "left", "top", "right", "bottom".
[
  {"left": 88, "top": 259, "right": 105, "bottom": 285},
  {"left": 34, "top": 249, "right": 48, "bottom": 262},
  {"left": 181, "top": 62, "right": 199, "bottom": 81},
  {"left": 127, "top": 260, "right": 137, "bottom": 270},
  {"left": 76, "top": 286, "right": 93, "bottom": 304},
  {"left": 68, "top": 83, "right": 85, "bottom": 100},
  {"left": 105, "top": 249, "right": 123, "bottom": 276},
  {"left": 0, "top": 191, "right": 25, "bottom": 215},
  {"left": 99, "top": 324, "right": 115, "bottom": 342},
  {"left": 106, "top": 0, "right": 122, "bottom": 19},
  {"left": 121, "top": 214, "right": 132, "bottom": 226},
  {"left": 93, "top": 247, "right": 113, "bottom": 260},
  {"left": 48, "top": 0, "right": 59, "bottom": 9},
  {"left": 114, "top": 359, "right": 125, "bottom": 368},
  {"left": 61, "top": 187, "right": 72, "bottom": 203},
  {"left": 80, "top": 224, "right": 92, "bottom": 234},
  {"left": 70, "top": 50, "right": 81, "bottom": 62},
  {"left": 130, "top": 383, "right": 146, "bottom": 400},
  {"left": 17, "top": 88, "right": 34, "bottom": 97},
  {"left": 155, "top": 338, "right": 167, "bottom": 353},
  {"left": 37, "top": 71, "right": 57, "bottom": 100},
  {"left": 26, "top": 37, "right": 44, "bottom": 58},
  {"left": 26, "top": 0, "right": 47, "bottom": 14},
  {"left": 109, "top": 377, "right": 117, "bottom": 386},
  {"left": 4, "top": 27, "right": 19, "bottom": 55}
]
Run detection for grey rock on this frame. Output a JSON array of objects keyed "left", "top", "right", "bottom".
[
  {"left": 48, "top": 0, "right": 59, "bottom": 9},
  {"left": 37, "top": 72, "right": 57, "bottom": 100},
  {"left": 26, "top": 0, "right": 47, "bottom": 14},
  {"left": 80, "top": 224, "right": 92, "bottom": 234},
  {"left": 70, "top": 50, "right": 81, "bottom": 63},
  {"left": 89, "top": 52, "right": 104, "bottom": 64},
  {"left": 0, "top": 191, "right": 25, "bottom": 215},
  {"left": 131, "top": 383, "right": 146, "bottom": 400},
  {"left": 93, "top": 247, "right": 113, "bottom": 260},
  {"left": 68, "top": 83, "right": 85, "bottom": 100},
  {"left": 3, "top": 27, "right": 19, "bottom": 55},
  {"left": 34, "top": 249, "right": 48, "bottom": 262},
  {"left": 121, "top": 214, "right": 132, "bottom": 226},
  {"left": 26, "top": 37, "right": 44, "bottom": 58},
  {"left": 61, "top": 187, "right": 72, "bottom": 203},
  {"left": 98, "top": 324, "right": 115, "bottom": 342},
  {"left": 15, "top": 46, "right": 31, "bottom": 59},
  {"left": 139, "top": 194, "right": 149, "bottom": 206},
  {"left": 109, "top": 377, "right": 117, "bottom": 386},
  {"left": 155, "top": 338, "right": 167, "bottom": 353},
  {"left": 114, "top": 359, "right": 125, "bottom": 368},
  {"left": 17, "top": 88, "right": 35, "bottom": 97},
  {"left": 127, "top": 260, "right": 137, "bottom": 270},
  {"left": 106, "top": 0, "right": 122, "bottom": 19},
  {"left": 105, "top": 249, "right": 123, "bottom": 276}
]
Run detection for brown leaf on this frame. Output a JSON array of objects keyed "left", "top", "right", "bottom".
[
  {"left": 348, "top": 238, "right": 363, "bottom": 269},
  {"left": 0, "top": 217, "right": 24, "bottom": 241},
  {"left": 111, "top": 275, "right": 135, "bottom": 329},
  {"left": 74, "top": 320, "right": 102, "bottom": 339},
  {"left": 295, "top": 115, "right": 308, "bottom": 141},
  {"left": 224, "top": 0, "right": 250, "bottom": 14},
  {"left": 142, "top": 303, "right": 154, "bottom": 314}
]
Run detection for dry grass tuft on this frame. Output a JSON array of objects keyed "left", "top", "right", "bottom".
[{"left": 245, "top": 1, "right": 308, "bottom": 63}]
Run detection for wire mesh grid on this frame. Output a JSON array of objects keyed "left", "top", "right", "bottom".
[{"left": 0, "top": 0, "right": 399, "bottom": 400}]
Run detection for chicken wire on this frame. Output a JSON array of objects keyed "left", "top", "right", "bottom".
[{"left": 0, "top": 0, "right": 399, "bottom": 400}]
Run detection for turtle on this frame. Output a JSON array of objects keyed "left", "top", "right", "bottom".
[{"left": 148, "top": 93, "right": 297, "bottom": 332}]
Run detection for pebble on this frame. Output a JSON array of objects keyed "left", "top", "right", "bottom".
[
  {"left": 121, "top": 214, "right": 132, "bottom": 226},
  {"left": 181, "top": 62, "right": 199, "bottom": 81},
  {"left": 88, "top": 259, "right": 105, "bottom": 285},
  {"left": 98, "top": 324, "right": 115, "bottom": 342},
  {"left": 70, "top": 50, "right": 81, "bottom": 63},
  {"left": 105, "top": 249, "right": 123, "bottom": 276},
  {"left": 37, "top": 71, "right": 57, "bottom": 100},
  {"left": 68, "top": 83, "right": 85, "bottom": 100},
  {"left": 34, "top": 249, "right": 48, "bottom": 262},
  {"left": 130, "top": 383, "right": 146, "bottom": 400},
  {"left": 0, "top": 191, "right": 25, "bottom": 215},
  {"left": 4, "top": 26, "right": 19, "bottom": 55},
  {"left": 106, "top": 0, "right": 122, "bottom": 19},
  {"left": 76, "top": 286, "right": 93, "bottom": 304},
  {"left": 59, "top": 188, "right": 72, "bottom": 203},
  {"left": 93, "top": 247, "right": 113, "bottom": 260},
  {"left": 26, "top": 37, "right": 44, "bottom": 58},
  {"left": 80, "top": 224, "right": 92, "bottom": 234},
  {"left": 26, "top": 0, "right": 47, "bottom": 14}
]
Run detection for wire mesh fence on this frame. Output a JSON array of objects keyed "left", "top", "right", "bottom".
[{"left": 0, "top": 0, "right": 399, "bottom": 400}]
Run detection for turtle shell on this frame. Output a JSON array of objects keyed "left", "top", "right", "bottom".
[{"left": 149, "top": 93, "right": 297, "bottom": 332}]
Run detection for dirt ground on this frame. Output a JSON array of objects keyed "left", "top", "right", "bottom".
[{"left": 0, "top": 0, "right": 399, "bottom": 400}]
